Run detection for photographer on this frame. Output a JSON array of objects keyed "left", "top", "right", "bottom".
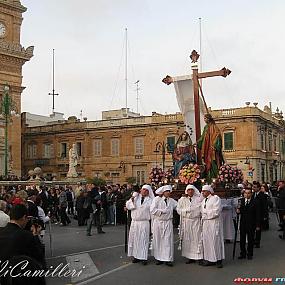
[{"left": 0, "top": 204, "right": 45, "bottom": 266}]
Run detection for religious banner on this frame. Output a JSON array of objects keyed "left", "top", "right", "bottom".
[{"left": 171, "top": 74, "right": 207, "bottom": 142}]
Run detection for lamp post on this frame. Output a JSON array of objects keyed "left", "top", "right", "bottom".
[
  {"left": 154, "top": 141, "right": 171, "bottom": 171},
  {"left": 0, "top": 84, "right": 17, "bottom": 178},
  {"left": 119, "top": 161, "right": 126, "bottom": 173}
]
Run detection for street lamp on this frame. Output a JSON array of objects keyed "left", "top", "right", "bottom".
[
  {"left": 119, "top": 161, "right": 126, "bottom": 173},
  {"left": 0, "top": 84, "right": 18, "bottom": 178},
  {"left": 154, "top": 141, "right": 172, "bottom": 171}
]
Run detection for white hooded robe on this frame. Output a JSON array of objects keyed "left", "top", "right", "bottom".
[
  {"left": 201, "top": 194, "right": 225, "bottom": 262},
  {"left": 126, "top": 195, "right": 153, "bottom": 260},
  {"left": 177, "top": 195, "right": 203, "bottom": 260},
  {"left": 150, "top": 197, "right": 177, "bottom": 262}
]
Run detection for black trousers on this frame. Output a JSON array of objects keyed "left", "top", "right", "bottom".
[
  {"left": 77, "top": 209, "right": 84, "bottom": 226},
  {"left": 86, "top": 212, "right": 103, "bottom": 234},
  {"left": 67, "top": 201, "right": 74, "bottom": 215},
  {"left": 60, "top": 206, "right": 70, "bottom": 225},
  {"left": 255, "top": 228, "right": 262, "bottom": 246},
  {"left": 240, "top": 226, "right": 255, "bottom": 257}
]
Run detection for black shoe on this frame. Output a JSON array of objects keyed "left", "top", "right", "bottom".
[
  {"left": 279, "top": 235, "right": 285, "bottom": 240},
  {"left": 238, "top": 255, "right": 246, "bottom": 259},
  {"left": 132, "top": 258, "right": 140, "bottom": 263},
  {"left": 185, "top": 259, "right": 195, "bottom": 264},
  {"left": 165, "top": 262, "right": 173, "bottom": 267},
  {"left": 247, "top": 256, "right": 253, "bottom": 260},
  {"left": 216, "top": 261, "right": 223, "bottom": 268},
  {"left": 156, "top": 260, "right": 163, "bottom": 265},
  {"left": 198, "top": 260, "right": 204, "bottom": 266},
  {"left": 86, "top": 233, "right": 92, "bottom": 236},
  {"left": 202, "top": 261, "right": 214, "bottom": 266},
  {"left": 142, "top": 260, "right": 148, "bottom": 265},
  {"left": 98, "top": 231, "right": 106, "bottom": 234}
]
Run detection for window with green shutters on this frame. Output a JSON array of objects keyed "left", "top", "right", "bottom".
[
  {"left": 167, "top": 136, "right": 176, "bottom": 153},
  {"left": 224, "top": 132, "right": 234, "bottom": 150}
]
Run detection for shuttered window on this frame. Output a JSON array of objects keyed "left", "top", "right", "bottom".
[{"left": 224, "top": 132, "right": 234, "bottom": 150}]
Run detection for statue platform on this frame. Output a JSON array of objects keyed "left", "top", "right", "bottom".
[{"left": 170, "top": 181, "right": 241, "bottom": 200}]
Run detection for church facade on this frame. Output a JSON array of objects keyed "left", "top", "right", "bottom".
[{"left": 0, "top": 0, "right": 33, "bottom": 176}]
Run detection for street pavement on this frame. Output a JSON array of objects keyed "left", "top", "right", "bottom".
[{"left": 44, "top": 213, "right": 285, "bottom": 285}]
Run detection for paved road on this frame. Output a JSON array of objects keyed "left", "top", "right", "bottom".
[{"left": 45, "top": 213, "right": 285, "bottom": 285}]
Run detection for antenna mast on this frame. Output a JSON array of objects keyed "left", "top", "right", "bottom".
[
  {"left": 48, "top": 49, "right": 59, "bottom": 114},
  {"left": 125, "top": 28, "right": 128, "bottom": 117},
  {"left": 135, "top": 80, "right": 140, "bottom": 113}
]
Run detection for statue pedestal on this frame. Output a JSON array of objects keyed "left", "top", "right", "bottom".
[
  {"left": 65, "top": 177, "right": 82, "bottom": 184},
  {"left": 67, "top": 167, "right": 78, "bottom": 178},
  {"left": 214, "top": 182, "right": 240, "bottom": 198}
]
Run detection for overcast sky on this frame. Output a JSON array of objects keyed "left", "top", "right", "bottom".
[{"left": 20, "top": 0, "right": 285, "bottom": 121}]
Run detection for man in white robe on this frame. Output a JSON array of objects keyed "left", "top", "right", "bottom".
[
  {"left": 200, "top": 185, "right": 225, "bottom": 268},
  {"left": 149, "top": 186, "right": 165, "bottom": 251},
  {"left": 150, "top": 185, "right": 177, "bottom": 266},
  {"left": 177, "top": 185, "right": 203, "bottom": 264},
  {"left": 126, "top": 184, "right": 154, "bottom": 265}
]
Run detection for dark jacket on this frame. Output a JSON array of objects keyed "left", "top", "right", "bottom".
[
  {"left": 99, "top": 191, "right": 107, "bottom": 209},
  {"left": 253, "top": 191, "right": 269, "bottom": 219},
  {"left": 76, "top": 195, "right": 85, "bottom": 211},
  {"left": 0, "top": 223, "right": 45, "bottom": 265},
  {"left": 66, "top": 190, "right": 73, "bottom": 202},
  {"left": 277, "top": 187, "right": 285, "bottom": 210},
  {"left": 27, "top": 200, "right": 39, "bottom": 218},
  {"left": 240, "top": 197, "right": 261, "bottom": 230},
  {"left": 59, "top": 191, "right": 68, "bottom": 208},
  {"left": 38, "top": 190, "right": 49, "bottom": 214},
  {"left": 90, "top": 188, "right": 102, "bottom": 210}
]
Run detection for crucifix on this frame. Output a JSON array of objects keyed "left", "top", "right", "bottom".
[{"left": 162, "top": 50, "right": 231, "bottom": 163}]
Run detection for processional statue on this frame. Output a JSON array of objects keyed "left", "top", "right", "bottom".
[
  {"left": 163, "top": 50, "right": 230, "bottom": 181},
  {"left": 67, "top": 143, "right": 79, "bottom": 178},
  {"left": 173, "top": 131, "right": 196, "bottom": 177}
]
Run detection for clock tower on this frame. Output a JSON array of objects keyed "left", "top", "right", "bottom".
[{"left": 0, "top": 0, "right": 33, "bottom": 177}]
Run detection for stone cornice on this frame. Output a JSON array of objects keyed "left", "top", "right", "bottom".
[
  {"left": 0, "top": 1, "right": 27, "bottom": 13},
  {"left": 0, "top": 40, "right": 33, "bottom": 61}
]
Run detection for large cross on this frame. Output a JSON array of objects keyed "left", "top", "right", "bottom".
[{"left": 162, "top": 50, "right": 231, "bottom": 143}]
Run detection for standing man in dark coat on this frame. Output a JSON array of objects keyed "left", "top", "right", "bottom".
[
  {"left": 277, "top": 180, "right": 285, "bottom": 240},
  {"left": 237, "top": 188, "right": 261, "bottom": 260},
  {"left": 86, "top": 184, "right": 105, "bottom": 235},
  {"left": 66, "top": 187, "right": 74, "bottom": 215},
  {"left": 99, "top": 186, "right": 108, "bottom": 224},
  {"left": 59, "top": 187, "right": 70, "bottom": 226},
  {"left": 38, "top": 186, "right": 49, "bottom": 214},
  {"left": 252, "top": 181, "right": 267, "bottom": 248}
]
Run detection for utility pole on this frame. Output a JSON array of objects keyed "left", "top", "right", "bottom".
[{"left": 48, "top": 49, "right": 59, "bottom": 114}]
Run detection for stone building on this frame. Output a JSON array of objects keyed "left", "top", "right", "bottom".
[
  {"left": 211, "top": 103, "right": 285, "bottom": 183},
  {"left": 22, "top": 111, "right": 182, "bottom": 184},
  {"left": 22, "top": 105, "right": 285, "bottom": 184},
  {"left": 0, "top": 0, "right": 33, "bottom": 176}
]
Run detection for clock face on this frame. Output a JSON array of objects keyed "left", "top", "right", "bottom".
[{"left": 0, "top": 22, "right": 6, "bottom": 37}]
